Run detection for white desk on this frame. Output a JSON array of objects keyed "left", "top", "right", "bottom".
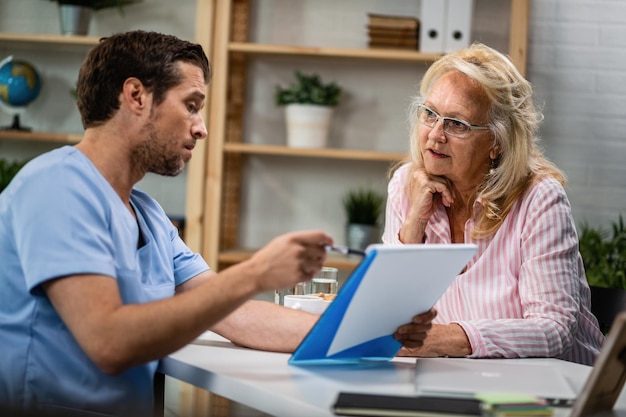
[{"left": 159, "top": 332, "right": 626, "bottom": 417}]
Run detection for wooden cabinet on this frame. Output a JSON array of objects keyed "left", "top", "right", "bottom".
[{"left": 187, "top": 0, "right": 530, "bottom": 272}]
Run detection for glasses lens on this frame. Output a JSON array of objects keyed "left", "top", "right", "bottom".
[
  {"left": 418, "top": 105, "right": 438, "bottom": 127},
  {"left": 443, "top": 119, "right": 470, "bottom": 137}
]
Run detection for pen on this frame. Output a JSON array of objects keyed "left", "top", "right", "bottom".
[{"left": 325, "top": 245, "right": 366, "bottom": 257}]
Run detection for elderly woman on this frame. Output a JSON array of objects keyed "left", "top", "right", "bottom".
[{"left": 385, "top": 43, "right": 604, "bottom": 365}]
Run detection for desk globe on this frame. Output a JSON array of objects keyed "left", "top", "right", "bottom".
[{"left": 0, "top": 56, "right": 42, "bottom": 131}]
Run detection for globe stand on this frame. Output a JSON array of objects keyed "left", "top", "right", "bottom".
[{"left": 1, "top": 114, "right": 32, "bottom": 132}]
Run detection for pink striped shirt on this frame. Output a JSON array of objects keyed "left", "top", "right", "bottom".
[{"left": 383, "top": 163, "right": 604, "bottom": 365}]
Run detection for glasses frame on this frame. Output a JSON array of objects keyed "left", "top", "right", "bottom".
[{"left": 417, "top": 103, "right": 490, "bottom": 139}]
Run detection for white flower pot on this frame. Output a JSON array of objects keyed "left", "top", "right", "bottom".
[{"left": 284, "top": 104, "right": 333, "bottom": 148}]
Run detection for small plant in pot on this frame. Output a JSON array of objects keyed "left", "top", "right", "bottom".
[
  {"left": 342, "top": 188, "right": 385, "bottom": 251},
  {"left": 275, "top": 71, "right": 342, "bottom": 149},
  {"left": 578, "top": 215, "right": 626, "bottom": 333}
]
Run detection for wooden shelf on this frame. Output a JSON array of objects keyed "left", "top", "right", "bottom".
[
  {"left": 189, "top": 0, "right": 530, "bottom": 272},
  {"left": 229, "top": 42, "right": 443, "bottom": 63},
  {"left": 223, "top": 143, "right": 404, "bottom": 162},
  {"left": 219, "top": 249, "right": 361, "bottom": 271},
  {"left": 0, "top": 130, "right": 82, "bottom": 144},
  {"left": 0, "top": 32, "right": 99, "bottom": 47}
]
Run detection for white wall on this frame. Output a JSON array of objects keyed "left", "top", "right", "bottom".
[{"left": 528, "top": 0, "right": 626, "bottom": 230}]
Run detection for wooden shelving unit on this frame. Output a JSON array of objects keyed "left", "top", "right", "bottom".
[
  {"left": 187, "top": 0, "right": 530, "bottom": 272},
  {"left": 0, "top": 32, "right": 94, "bottom": 149},
  {"left": 0, "top": 130, "right": 81, "bottom": 144},
  {"left": 0, "top": 32, "right": 99, "bottom": 47}
]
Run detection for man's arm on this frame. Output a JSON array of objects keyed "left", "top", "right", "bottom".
[
  {"left": 178, "top": 270, "right": 319, "bottom": 352},
  {"left": 44, "top": 230, "right": 332, "bottom": 375}
]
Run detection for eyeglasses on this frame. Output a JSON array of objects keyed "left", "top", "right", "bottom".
[{"left": 417, "top": 104, "right": 490, "bottom": 139}]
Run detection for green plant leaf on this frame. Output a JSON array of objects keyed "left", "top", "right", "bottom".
[
  {"left": 342, "top": 188, "right": 385, "bottom": 225},
  {"left": 0, "top": 158, "right": 28, "bottom": 193},
  {"left": 579, "top": 215, "right": 626, "bottom": 289},
  {"left": 275, "top": 71, "right": 341, "bottom": 107}
]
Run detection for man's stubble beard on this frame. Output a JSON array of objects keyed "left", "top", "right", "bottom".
[{"left": 132, "top": 119, "right": 185, "bottom": 177}]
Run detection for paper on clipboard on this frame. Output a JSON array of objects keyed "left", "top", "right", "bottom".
[
  {"left": 290, "top": 243, "right": 477, "bottom": 364},
  {"left": 328, "top": 244, "right": 476, "bottom": 356}
]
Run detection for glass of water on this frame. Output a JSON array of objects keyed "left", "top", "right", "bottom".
[{"left": 311, "top": 267, "right": 338, "bottom": 296}]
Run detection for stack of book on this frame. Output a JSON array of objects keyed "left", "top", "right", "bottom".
[{"left": 367, "top": 13, "right": 420, "bottom": 50}]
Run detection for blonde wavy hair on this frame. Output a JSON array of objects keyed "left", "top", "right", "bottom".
[{"left": 403, "top": 42, "right": 565, "bottom": 239}]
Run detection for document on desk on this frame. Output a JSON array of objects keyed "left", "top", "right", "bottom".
[{"left": 289, "top": 244, "right": 477, "bottom": 365}]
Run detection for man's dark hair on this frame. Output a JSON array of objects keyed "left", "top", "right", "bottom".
[{"left": 76, "top": 30, "right": 211, "bottom": 128}]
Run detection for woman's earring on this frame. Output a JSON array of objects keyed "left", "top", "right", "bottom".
[{"left": 489, "top": 158, "right": 497, "bottom": 174}]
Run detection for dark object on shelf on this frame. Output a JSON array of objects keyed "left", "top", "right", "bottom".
[{"left": 1, "top": 114, "right": 31, "bottom": 131}]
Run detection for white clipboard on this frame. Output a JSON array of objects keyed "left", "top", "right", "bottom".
[{"left": 289, "top": 243, "right": 477, "bottom": 365}]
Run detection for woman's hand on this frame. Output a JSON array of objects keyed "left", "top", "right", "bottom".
[
  {"left": 399, "top": 169, "right": 453, "bottom": 243},
  {"left": 393, "top": 308, "right": 437, "bottom": 349},
  {"left": 397, "top": 323, "right": 472, "bottom": 357}
]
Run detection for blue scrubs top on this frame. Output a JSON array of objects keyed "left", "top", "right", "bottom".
[{"left": 0, "top": 146, "right": 209, "bottom": 417}]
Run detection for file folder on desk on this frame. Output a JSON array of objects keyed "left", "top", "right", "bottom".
[{"left": 289, "top": 243, "right": 477, "bottom": 365}]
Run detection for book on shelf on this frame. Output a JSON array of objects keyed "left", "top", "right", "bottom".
[
  {"left": 367, "top": 26, "right": 418, "bottom": 38},
  {"left": 368, "top": 36, "right": 418, "bottom": 48},
  {"left": 366, "top": 13, "right": 420, "bottom": 51},
  {"left": 367, "top": 13, "right": 420, "bottom": 30},
  {"left": 368, "top": 43, "right": 418, "bottom": 51}
]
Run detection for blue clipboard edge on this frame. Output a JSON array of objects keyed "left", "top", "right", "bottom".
[{"left": 288, "top": 249, "right": 378, "bottom": 365}]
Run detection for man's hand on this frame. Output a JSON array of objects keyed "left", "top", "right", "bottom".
[{"left": 245, "top": 230, "right": 333, "bottom": 293}]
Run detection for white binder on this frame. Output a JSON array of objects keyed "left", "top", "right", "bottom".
[
  {"left": 419, "top": 0, "right": 446, "bottom": 53},
  {"left": 445, "top": 0, "right": 474, "bottom": 52},
  {"left": 420, "top": 0, "right": 474, "bottom": 53}
]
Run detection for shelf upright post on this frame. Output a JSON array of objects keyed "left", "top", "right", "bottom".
[
  {"left": 508, "top": 0, "right": 530, "bottom": 77},
  {"left": 201, "top": 0, "right": 234, "bottom": 269},
  {"left": 184, "top": 0, "right": 216, "bottom": 254}
]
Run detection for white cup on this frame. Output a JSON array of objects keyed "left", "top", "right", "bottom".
[{"left": 284, "top": 294, "right": 330, "bottom": 315}]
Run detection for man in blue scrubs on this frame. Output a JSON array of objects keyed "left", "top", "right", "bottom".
[
  {"left": 0, "top": 29, "right": 438, "bottom": 417},
  {"left": 0, "top": 30, "right": 334, "bottom": 417}
]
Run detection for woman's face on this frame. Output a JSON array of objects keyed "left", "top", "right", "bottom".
[{"left": 419, "top": 71, "right": 499, "bottom": 192}]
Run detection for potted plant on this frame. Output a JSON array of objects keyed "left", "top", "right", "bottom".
[
  {"left": 275, "top": 71, "right": 342, "bottom": 148},
  {"left": 342, "top": 188, "right": 385, "bottom": 251},
  {"left": 579, "top": 215, "right": 626, "bottom": 333},
  {"left": 0, "top": 158, "right": 28, "bottom": 193},
  {"left": 44, "top": 0, "right": 143, "bottom": 35}
]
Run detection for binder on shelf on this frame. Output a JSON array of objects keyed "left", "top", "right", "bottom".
[
  {"left": 445, "top": 0, "right": 474, "bottom": 52},
  {"left": 419, "top": 0, "right": 446, "bottom": 53},
  {"left": 289, "top": 243, "right": 477, "bottom": 365},
  {"left": 419, "top": 0, "right": 474, "bottom": 53}
]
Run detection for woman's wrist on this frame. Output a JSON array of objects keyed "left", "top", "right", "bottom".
[{"left": 399, "top": 218, "right": 429, "bottom": 243}]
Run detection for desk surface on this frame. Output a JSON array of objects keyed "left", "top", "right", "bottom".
[{"left": 160, "top": 332, "right": 626, "bottom": 417}]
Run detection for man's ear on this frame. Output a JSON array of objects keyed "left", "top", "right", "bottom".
[{"left": 121, "top": 77, "right": 148, "bottom": 114}]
